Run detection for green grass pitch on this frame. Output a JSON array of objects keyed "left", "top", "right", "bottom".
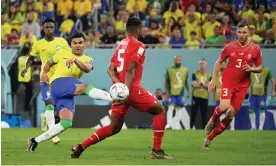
[{"left": 2, "top": 128, "right": 276, "bottom": 165}]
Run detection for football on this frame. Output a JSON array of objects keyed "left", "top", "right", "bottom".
[{"left": 110, "top": 83, "right": 129, "bottom": 101}]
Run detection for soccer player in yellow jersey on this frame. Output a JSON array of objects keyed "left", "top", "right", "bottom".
[
  {"left": 27, "top": 33, "right": 113, "bottom": 152},
  {"left": 21, "top": 19, "right": 70, "bottom": 144}
]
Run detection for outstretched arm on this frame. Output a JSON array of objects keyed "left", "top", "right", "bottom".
[{"left": 107, "top": 62, "right": 121, "bottom": 83}]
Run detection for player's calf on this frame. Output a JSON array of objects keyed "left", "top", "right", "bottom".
[
  {"left": 205, "top": 100, "right": 231, "bottom": 135},
  {"left": 148, "top": 103, "right": 173, "bottom": 159}
]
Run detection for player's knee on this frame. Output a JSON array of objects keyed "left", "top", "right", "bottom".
[
  {"left": 158, "top": 105, "right": 166, "bottom": 114},
  {"left": 75, "top": 84, "right": 88, "bottom": 95},
  {"left": 219, "top": 103, "right": 230, "bottom": 112},
  {"left": 226, "top": 110, "right": 236, "bottom": 120},
  {"left": 149, "top": 103, "right": 166, "bottom": 115},
  {"left": 45, "top": 104, "right": 55, "bottom": 111},
  {"left": 45, "top": 100, "right": 54, "bottom": 106},
  {"left": 60, "top": 119, "right": 72, "bottom": 129}
]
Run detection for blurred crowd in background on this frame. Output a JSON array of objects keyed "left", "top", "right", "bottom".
[{"left": 1, "top": 0, "right": 276, "bottom": 49}]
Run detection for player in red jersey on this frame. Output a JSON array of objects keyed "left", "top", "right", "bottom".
[
  {"left": 203, "top": 22, "right": 263, "bottom": 149},
  {"left": 71, "top": 17, "right": 173, "bottom": 159}
]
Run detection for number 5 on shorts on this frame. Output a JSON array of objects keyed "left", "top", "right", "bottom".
[{"left": 222, "top": 88, "right": 228, "bottom": 97}]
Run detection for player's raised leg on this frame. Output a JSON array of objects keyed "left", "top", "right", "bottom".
[
  {"left": 27, "top": 77, "right": 80, "bottom": 152},
  {"left": 74, "top": 83, "right": 112, "bottom": 101},
  {"left": 204, "top": 85, "right": 249, "bottom": 149}
]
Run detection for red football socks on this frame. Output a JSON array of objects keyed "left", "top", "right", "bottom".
[
  {"left": 207, "top": 117, "right": 232, "bottom": 141},
  {"left": 81, "top": 125, "right": 113, "bottom": 150},
  {"left": 152, "top": 114, "right": 166, "bottom": 151},
  {"left": 211, "top": 106, "right": 223, "bottom": 122}
]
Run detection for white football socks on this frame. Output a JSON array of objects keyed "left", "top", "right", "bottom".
[
  {"left": 35, "top": 123, "right": 64, "bottom": 143},
  {"left": 85, "top": 85, "right": 112, "bottom": 101},
  {"left": 259, "top": 112, "right": 265, "bottom": 130},
  {"left": 249, "top": 112, "right": 256, "bottom": 129}
]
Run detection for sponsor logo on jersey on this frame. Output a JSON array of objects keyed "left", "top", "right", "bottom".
[
  {"left": 231, "top": 52, "right": 235, "bottom": 56},
  {"left": 239, "top": 52, "right": 244, "bottom": 55}
]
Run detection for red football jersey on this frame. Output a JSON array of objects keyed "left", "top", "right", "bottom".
[
  {"left": 111, "top": 36, "right": 146, "bottom": 88},
  {"left": 220, "top": 41, "right": 262, "bottom": 87}
]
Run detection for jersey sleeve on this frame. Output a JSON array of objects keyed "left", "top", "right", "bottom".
[
  {"left": 130, "top": 43, "right": 145, "bottom": 63},
  {"left": 51, "top": 50, "right": 62, "bottom": 64},
  {"left": 30, "top": 41, "right": 39, "bottom": 57},
  {"left": 219, "top": 45, "right": 229, "bottom": 62},
  {"left": 255, "top": 46, "right": 262, "bottom": 66}
]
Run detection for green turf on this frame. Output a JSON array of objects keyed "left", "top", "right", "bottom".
[{"left": 2, "top": 128, "right": 276, "bottom": 165}]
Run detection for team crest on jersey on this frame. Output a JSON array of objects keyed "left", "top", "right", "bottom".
[
  {"left": 56, "top": 45, "right": 61, "bottom": 51},
  {"left": 248, "top": 54, "right": 252, "bottom": 59}
]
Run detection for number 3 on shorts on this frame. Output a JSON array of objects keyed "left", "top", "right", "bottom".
[{"left": 222, "top": 88, "right": 228, "bottom": 97}]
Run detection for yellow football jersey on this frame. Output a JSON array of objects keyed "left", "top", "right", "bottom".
[
  {"left": 49, "top": 49, "right": 93, "bottom": 84},
  {"left": 30, "top": 37, "right": 70, "bottom": 79}
]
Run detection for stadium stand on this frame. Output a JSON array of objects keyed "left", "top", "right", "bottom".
[{"left": 1, "top": 0, "right": 275, "bottom": 48}]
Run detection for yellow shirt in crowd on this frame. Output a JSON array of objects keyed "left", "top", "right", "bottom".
[
  {"left": 74, "top": 0, "right": 92, "bottom": 16},
  {"left": 202, "top": 21, "right": 221, "bottom": 38}
]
